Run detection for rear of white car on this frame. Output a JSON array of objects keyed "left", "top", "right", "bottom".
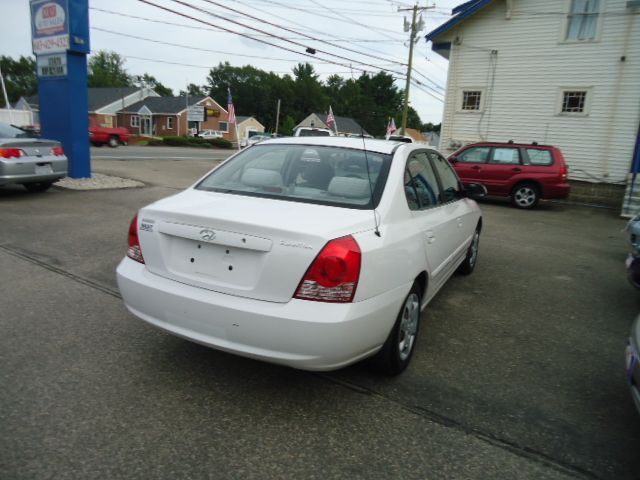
[{"left": 117, "top": 138, "right": 481, "bottom": 372}]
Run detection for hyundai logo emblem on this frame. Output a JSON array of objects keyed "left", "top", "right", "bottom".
[{"left": 200, "top": 229, "right": 216, "bottom": 241}]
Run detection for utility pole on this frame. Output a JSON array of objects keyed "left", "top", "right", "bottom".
[
  {"left": 398, "top": 3, "right": 432, "bottom": 136},
  {"left": 0, "top": 64, "right": 14, "bottom": 124},
  {"left": 275, "top": 98, "right": 281, "bottom": 136}
]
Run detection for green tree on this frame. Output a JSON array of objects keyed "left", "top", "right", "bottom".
[
  {"left": 280, "top": 115, "right": 296, "bottom": 136},
  {"left": 0, "top": 55, "right": 37, "bottom": 107},
  {"left": 422, "top": 122, "right": 441, "bottom": 133},
  {"left": 179, "top": 83, "right": 207, "bottom": 97},
  {"left": 134, "top": 73, "right": 173, "bottom": 96},
  {"left": 88, "top": 51, "right": 131, "bottom": 88}
]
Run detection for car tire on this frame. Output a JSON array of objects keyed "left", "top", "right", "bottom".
[
  {"left": 108, "top": 136, "right": 120, "bottom": 148},
  {"left": 511, "top": 182, "right": 540, "bottom": 209},
  {"left": 457, "top": 227, "right": 480, "bottom": 275},
  {"left": 23, "top": 181, "right": 53, "bottom": 193},
  {"left": 372, "top": 284, "right": 422, "bottom": 375}
]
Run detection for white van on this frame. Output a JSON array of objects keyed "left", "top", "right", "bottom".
[{"left": 293, "top": 127, "right": 335, "bottom": 137}]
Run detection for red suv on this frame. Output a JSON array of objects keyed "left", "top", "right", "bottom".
[{"left": 449, "top": 142, "right": 570, "bottom": 209}]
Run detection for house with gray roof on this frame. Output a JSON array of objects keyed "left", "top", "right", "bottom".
[
  {"left": 15, "top": 87, "right": 159, "bottom": 128},
  {"left": 296, "top": 113, "right": 370, "bottom": 137},
  {"left": 117, "top": 95, "right": 234, "bottom": 141}
]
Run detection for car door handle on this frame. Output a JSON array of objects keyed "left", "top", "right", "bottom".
[
  {"left": 425, "top": 231, "right": 435, "bottom": 244},
  {"left": 512, "top": 167, "right": 522, "bottom": 172},
  {"left": 471, "top": 166, "right": 481, "bottom": 170},
  {"left": 457, "top": 217, "right": 463, "bottom": 228}
]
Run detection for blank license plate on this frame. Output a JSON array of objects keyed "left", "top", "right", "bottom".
[{"left": 35, "top": 165, "right": 53, "bottom": 175}]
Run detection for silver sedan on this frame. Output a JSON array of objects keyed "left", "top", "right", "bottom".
[{"left": 0, "top": 123, "right": 67, "bottom": 192}]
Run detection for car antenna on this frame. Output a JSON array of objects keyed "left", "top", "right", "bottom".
[{"left": 360, "top": 123, "right": 381, "bottom": 237}]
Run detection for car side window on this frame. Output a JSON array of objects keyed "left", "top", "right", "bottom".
[
  {"left": 457, "top": 147, "right": 490, "bottom": 163},
  {"left": 404, "top": 153, "right": 441, "bottom": 210},
  {"left": 428, "top": 151, "right": 463, "bottom": 203},
  {"left": 526, "top": 149, "right": 554, "bottom": 166},
  {"left": 490, "top": 148, "right": 521, "bottom": 165}
]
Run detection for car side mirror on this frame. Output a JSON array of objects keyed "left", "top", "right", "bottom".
[
  {"left": 449, "top": 156, "right": 457, "bottom": 163},
  {"left": 465, "top": 183, "right": 487, "bottom": 198}
]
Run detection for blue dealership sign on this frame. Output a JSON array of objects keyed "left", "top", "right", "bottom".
[{"left": 31, "top": 0, "right": 70, "bottom": 54}]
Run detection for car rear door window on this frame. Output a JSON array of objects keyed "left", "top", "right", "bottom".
[
  {"left": 526, "top": 149, "right": 554, "bottom": 166},
  {"left": 490, "top": 148, "right": 521, "bottom": 165},
  {"left": 404, "top": 152, "right": 441, "bottom": 210},
  {"left": 428, "top": 151, "right": 463, "bottom": 203},
  {"left": 457, "top": 147, "right": 490, "bottom": 163}
]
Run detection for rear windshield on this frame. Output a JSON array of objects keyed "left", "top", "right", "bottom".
[
  {"left": 196, "top": 144, "right": 392, "bottom": 209},
  {"left": 298, "top": 129, "right": 331, "bottom": 137},
  {"left": 0, "top": 123, "right": 32, "bottom": 138}
]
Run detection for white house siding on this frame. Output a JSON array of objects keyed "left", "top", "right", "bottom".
[{"left": 435, "top": 0, "right": 640, "bottom": 184}]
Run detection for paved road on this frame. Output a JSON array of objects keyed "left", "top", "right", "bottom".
[
  {"left": 91, "top": 144, "right": 233, "bottom": 162},
  {"left": 1, "top": 154, "right": 639, "bottom": 479}
]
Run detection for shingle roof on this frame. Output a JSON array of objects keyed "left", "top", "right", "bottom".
[
  {"left": 120, "top": 96, "right": 206, "bottom": 114},
  {"left": 313, "top": 113, "right": 369, "bottom": 136},
  {"left": 87, "top": 87, "right": 140, "bottom": 111},
  {"left": 17, "top": 87, "right": 144, "bottom": 111},
  {"left": 425, "top": 0, "right": 494, "bottom": 42},
  {"left": 236, "top": 115, "right": 252, "bottom": 123}
]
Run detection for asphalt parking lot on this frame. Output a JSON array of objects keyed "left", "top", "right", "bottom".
[{"left": 1, "top": 147, "right": 639, "bottom": 479}]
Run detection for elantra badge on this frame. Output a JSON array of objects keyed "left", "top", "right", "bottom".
[{"left": 200, "top": 229, "right": 216, "bottom": 241}]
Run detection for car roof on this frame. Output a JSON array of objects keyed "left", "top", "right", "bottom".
[
  {"left": 462, "top": 141, "right": 555, "bottom": 149},
  {"left": 263, "top": 136, "right": 424, "bottom": 154}
]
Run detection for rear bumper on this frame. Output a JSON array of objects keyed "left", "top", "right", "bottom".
[
  {"left": 0, "top": 156, "right": 67, "bottom": 185},
  {"left": 542, "top": 182, "right": 571, "bottom": 199},
  {"left": 116, "top": 258, "right": 409, "bottom": 371}
]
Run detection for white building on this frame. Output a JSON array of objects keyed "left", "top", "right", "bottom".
[{"left": 426, "top": 0, "right": 640, "bottom": 214}]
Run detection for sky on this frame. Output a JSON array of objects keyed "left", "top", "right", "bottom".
[{"left": 3, "top": 0, "right": 459, "bottom": 124}]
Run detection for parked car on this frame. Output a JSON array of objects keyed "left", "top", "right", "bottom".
[
  {"left": 625, "top": 315, "right": 640, "bottom": 414},
  {"left": 117, "top": 138, "right": 484, "bottom": 374},
  {"left": 0, "top": 122, "right": 67, "bottom": 192},
  {"left": 89, "top": 120, "right": 129, "bottom": 148},
  {"left": 199, "top": 130, "right": 224, "bottom": 140},
  {"left": 293, "top": 127, "right": 335, "bottom": 137},
  {"left": 387, "top": 135, "right": 414, "bottom": 143},
  {"left": 449, "top": 142, "right": 570, "bottom": 209},
  {"left": 241, "top": 133, "right": 272, "bottom": 148},
  {"left": 625, "top": 214, "right": 640, "bottom": 289}
]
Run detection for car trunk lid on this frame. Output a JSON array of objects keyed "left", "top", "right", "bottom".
[{"left": 137, "top": 189, "right": 375, "bottom": 303}]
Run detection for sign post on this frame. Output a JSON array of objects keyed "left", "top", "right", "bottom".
[{"left": 30, "top": 0, "right": 91, "bottom": 179}]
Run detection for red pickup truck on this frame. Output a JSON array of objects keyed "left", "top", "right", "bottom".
[{"left": 89, "top": 120, "right": 129, "bottom": 148}]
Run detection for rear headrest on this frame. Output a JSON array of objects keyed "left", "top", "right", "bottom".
[
  {"left": 328, "top": 176, "right": 371, "bottom": 199},
  {"left": 241, "top": 168, "right": 283, "bottom": 188}
]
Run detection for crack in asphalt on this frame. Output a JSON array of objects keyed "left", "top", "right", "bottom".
[{"left": 1, "top": 242, "right": 600, "bottom": 480}]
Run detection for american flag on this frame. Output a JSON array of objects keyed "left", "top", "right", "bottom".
[
  {"left": 386, "top": 117, "right": 397, "bottom": 136},
  {"left": 326, "top": 106, "right": 336, "bottom": 132},
  {"left": 227, "top": 88, "right": 236, "bottom": 124}
]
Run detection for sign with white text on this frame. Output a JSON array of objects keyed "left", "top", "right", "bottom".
[
  {"left": 187, "top": 105, "right": 205, "bottom": 122},
  {"left": 30, "top": 0, "right": 70, "bottom": 54},
  {"left": 37, "top": 54, "right": 68, "bottom": 77}
]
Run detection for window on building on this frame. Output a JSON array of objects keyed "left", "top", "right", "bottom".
[
  {"left": 131, "top": 115, "right": 140, "bottom": 127},
  {"left": 461, "top": 91, "right": 482, "bottom": 111},
  {"left": 566, "top": 0, "right": 600, "bottom": 41},
  {"left": 561, "top": 91, "right": 587, "bottom": 113},
  {"left": 219, "top": 121, "right": 229, "bottom": 133},
  {"left": 167, "top": 117, "right": 174, "bottom": 129}
]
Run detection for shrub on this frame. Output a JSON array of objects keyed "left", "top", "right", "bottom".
[
  {"left": 147, "top": 139, "right": 163, "bottom": 146},
  {"left": 206, "top": 138, "right": 233, "bottom": 149},
  {"left": 162, "top": 136, "right": 189, "bottom": 146}
]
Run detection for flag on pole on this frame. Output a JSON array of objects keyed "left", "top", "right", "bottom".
[
  {"left": 326, "top": 106, "right": 336, "bottom": 133},
  {"left": 386, "top": 117, "right": 397, "bottom": 136},
  {"left": 227, "top": 88, "right": 236, "bottom": 124}
]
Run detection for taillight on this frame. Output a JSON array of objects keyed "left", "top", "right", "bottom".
[
  {"left": 0, "top": 148, "right": 25, "bottom": 158},
  {"left": 51, "top": 146, "right": 64, "bottom": 156},
  {"left": 127, "top": 214, "right": 145, "bottom": 264},
  {"left": 294, "top": 235, "right": 361, "bottom": 303},
  {"left": 560, "top": 163, "right": 568, "bottom": 181}
]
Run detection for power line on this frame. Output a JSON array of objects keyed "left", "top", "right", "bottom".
[
  {"left": 163, "top": 0, "right": 410, "bottom": 77},
  {"left": 92, "top": 27, "right": 330, "bottom": 64},
  {"left": 198, "top": 0, "right": 407, "bottom": 67}
]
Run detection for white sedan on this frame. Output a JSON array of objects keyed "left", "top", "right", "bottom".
[{"left": 117, "top": 137, "right": 484, "bottom": 374}]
